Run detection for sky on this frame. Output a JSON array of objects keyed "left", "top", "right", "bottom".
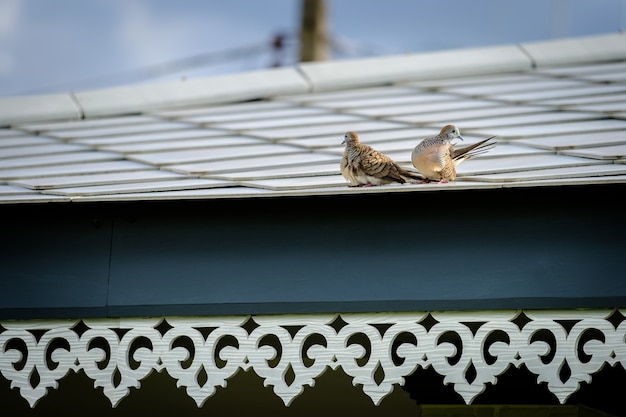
[{"left": 0, "top": 0, "right": 624, "bottom": 97}]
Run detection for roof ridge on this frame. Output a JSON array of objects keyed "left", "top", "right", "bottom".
[{"left": 0, "top": 32, "right": 624, "bottom": 126}]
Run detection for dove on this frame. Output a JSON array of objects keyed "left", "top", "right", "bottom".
[
  {"left": 411, "top": 124, "right": 496, "bottom": 183},
  {"left": 341, "top": 131, "right": 424, "bottom": 186}
]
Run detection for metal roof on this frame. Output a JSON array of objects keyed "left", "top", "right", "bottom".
[{"left": 1, "top": 32, "right": 626, "bottom": 204}]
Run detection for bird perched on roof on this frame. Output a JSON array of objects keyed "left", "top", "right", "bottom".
[
  {"left": 411, "top": 124, "right": 496, "bottom": 183},
  {"left": 341, "top": 131, "right": 424, "bottom": 186}
]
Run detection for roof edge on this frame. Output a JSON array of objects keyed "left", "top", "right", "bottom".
[
  {"left": 521, "top": 31, "right": 626, "bottom": 67},
  {"left": 74, "top": 66, "right": 311, "bottom": 119},
  {"left": 0, "top": 93, "right": 82, "bottom": 127}
]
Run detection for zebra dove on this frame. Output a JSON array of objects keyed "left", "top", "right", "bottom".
[
  {"left": 411, "top": 125, "right": 496, "bottom": 183},
  {"left": 341, "top": 131, "right": 424, "bottom": 186}
]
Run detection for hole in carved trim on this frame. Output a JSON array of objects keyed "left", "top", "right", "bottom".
[
  {"left": 283, "top": 325, "right": 304, "bottom": 339},
  {"left": 45, "top": 337, "right": 71, "bottom": 371},
  {"left": 329, "top": 315, "right": 348, "bottom": 333},
  {"left": 373, "top": 362, "right": 385, "bottom": 386},
  {"left": 418, "top": 313, "right": 439, "bottom": 332},
  {"left": 461, "top": 321, "right": 486, "bottom": 336},
  {"left": 87, "top": 337, "right": 111, "bottom": 371},
  {"left": 465, "top": 360, "right": 477, "bottom": 385},
  {"left": 511, "top": 311, "right": 532, "bottom": 330},
  {"left": 29, "top": 367, "right": 40, "bottom": 389},
  {"left": 437, "top": 331, "right": 462, "bottom": 366},
  {"left": 391, "top": 331, "right": 417, "bottom": 366},
  {"left": 129, "top": 336, "right": 153, "bottom": 371},
  {"left": 284, "top": 364, "right": 295, "bottom": 387},
  {"left": 555, "top": 319, "right": 581, "bottom": 336},
  {"left": 196, "top": 365, "right": 208, "bottom": 388},
  {"left": 483, "top": 330, "right": 511, "bottom": 366},
  {"left": 112, "top": 367, "right": 122, "bottom": 388},
  {"left": 259, "top": 334, "right": 282, "bottom": 368},
  {"left": 559, "top": 359, "right": 571, "bottom": 384},
  {"left": 113, "top": 328, "right": 130, "bottom": 339},
  {"left": 214, "top": 335, "right": 239, "bottom": 369},
  {"left": 529, "top": 329, "right": 556, "bottom": 365},
  {"left": 5, "top": 338, "right": 28, "bottom": 371},
  {"left": 301, "top": 333, "right": 327, "bottom": 368},
  {"left": 171, "top": 336, "right": 195, "bottom": 370},
  {"left": 577, "top": 328, "right": 606, "bottom": 364},
  {"left": 196, "top": 327, "right": 216, "bottom": 341},
  {"left": 347, "top": 332, "right": 371, "bottom": 367},
  {"left": 27, "top": 329, "right": 46, "bottom": 343},
  {"left": 241, "top": 316, "right": 259, "bottom": 335},
  {"left": 155, "top": 319, "right": 173, "bottom": 336},
  {"left": 607, "top": 309, "right": 625, "bottom": 329},
  {"left": 70, "top": 320, "right": 90, "bottom": 337},
  {"left": 373, "top": 323, "right": 393, "bottom": 338}
]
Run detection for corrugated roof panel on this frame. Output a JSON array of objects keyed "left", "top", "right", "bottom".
[
  {"left": 443, "top": 111, "right": 601, "bottom": 129},
  {"left": 99, "top": 135, "right": 265, "bottom": 154},
  {"left": 44, "top": 178, "right": 230, "bottom": 196},
  {"left": 250, "top": 120, "right": 409, "bottom": 139},
  {"left": 209, "top": 162, "right": 340, "bottom": 181},
  {"left": 10, "top": 170, "right": 186, "bottom": 190},
  {"left": 558, "top": 144, "right": 626, "bottom": 160},
  {"left": 279, "top": 128, "right": 436, "bottom": 149},
  {"left": 347, "top": 98, "right": 499, "bottom": 118},
  {"left": 42, "top": 121, "right": 197, "bottom": 140},
  {"left": 0, "top": 184, "right": 37, "bottom": 195},
  {"left": 392, "top": 105, "right": 552, "bottom": 125},
  {"left": 0, "top": 33, "right": 624, "bottom": 203},
  {"left": 17, "top": 115, "right": 162, "bottom": 133},
  {"left": 212, "top": 113, "right": 367, "bottom": 131},
  {"left": 70, "top": 185, "right": 274, "bottom": 202},
  {"left": 0, "top": 160, "right": 152, "bottom": 181},
  {"left": 240, "top": 175, "right": 347, "bottom": 190},
  {"left": 296, "top": 91, "right": 455, "bottom": 109},
  {"left": 71, "top": 128, "right": 229, "bottom": 147},
  {"left": 147, "top": 100, "right": 292, "bottom": 118},
  {"left": 457, "top": 153, "right": 606, "bottom": 175},
  {"left": 277, "top": 85, "right": 421, "bottom": 103},
  {"left": 513, "top": 131, "right": 626, "bottom": 150},
  {"left": 439, "top": 78, "right": 592, "bottom": 96},
  {"left": 170, "top": 152, "right": 338, "bottom": 175},
  {"left": 535, "top": 61, "right": 626, "bottom": 76},
  {"left": 175, "top": 106, "right": 330, "bottom": 124},
  {"left": 0, "top": 143, "right": 90, "bottom": 159},
  {"left": 0, "top": 151, "right": 122, "bottom": 170},
  {"left": 461, "top": 164, "right": 626, "bottom": 182},
  {"left": 489, "top": 84, "right": 626, "bottom": 103},
  {"left": 535, "top": 91, "right": 626, "bottom": 107},
  {"left": 406, "top": 72, "right": 546, "bottom": 89},
  {"left": 468, "top": 119, "right": 626, "bottom": 139},
  {"left": 561, "top": 101, "right": 626, "bottom": 113},
  {"left": 126, "top": 143, "right": 305, "bottom": 166}
]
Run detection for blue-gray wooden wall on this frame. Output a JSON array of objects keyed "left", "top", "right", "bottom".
[{"left": 1, "top": 185, "right": 625, "bottom": 319}]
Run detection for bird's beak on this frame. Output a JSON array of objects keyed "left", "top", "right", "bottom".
[
  {"left": 458, "top": 135, "right": 465, "bottom": 141},
  {"left": 341, "top": 138, "right": 346, "bottom": 145}
]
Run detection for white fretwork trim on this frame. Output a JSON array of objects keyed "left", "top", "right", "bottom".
[{"left": 1, "top": 310, "right": 624, "bottom": 408}]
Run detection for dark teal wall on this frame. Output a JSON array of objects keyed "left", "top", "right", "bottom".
[{"left": 2, "top": 184, "right": 625, "bottom": 319}]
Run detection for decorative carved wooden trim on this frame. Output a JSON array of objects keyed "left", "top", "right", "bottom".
[{"left": 1, "top": 310, "right": 624, "bottom": 408}]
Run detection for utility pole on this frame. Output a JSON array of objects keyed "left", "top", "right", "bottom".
[{"left": 299, "top": 0, "right": 329, "bottom": 62}]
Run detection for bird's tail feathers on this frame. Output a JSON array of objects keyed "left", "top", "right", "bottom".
[{"left": 452, "top": 136, "right": 497, "bottom": 163}]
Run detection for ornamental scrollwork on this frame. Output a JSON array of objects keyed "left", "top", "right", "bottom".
[{"left": 0, "top": 310, "right": 624, "bottom": 408}]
